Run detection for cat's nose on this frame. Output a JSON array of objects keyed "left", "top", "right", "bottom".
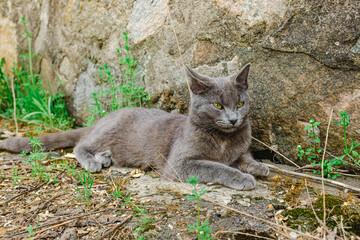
[{"left": 229, "top": 118, "right": 238, "bottom": 125}]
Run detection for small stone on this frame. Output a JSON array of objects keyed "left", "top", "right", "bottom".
[
  {"left": 60, "top": 228, "right": 78, "bottom": 240},
  {"left": 289, "top": 232, "right": 298, "bottom": 239}
]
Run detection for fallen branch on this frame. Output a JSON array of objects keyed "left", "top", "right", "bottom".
[
  {"left": 267, "top": 164, "right": 360, "bottom": 193},
  {"left": 34, "top": 219, "right": 75, "bottom": 236},
  {"left": 214, "top": 230, "right": 275, "bottom": 240},
  {"left": 93, "top": 214, "right": 133, "bottom": 240},
  {"left": 294, "top": 164, "right": 348, "bottom": 173},
  {"left": 4, "top": 208, "right": 115, "bottom": 238}
]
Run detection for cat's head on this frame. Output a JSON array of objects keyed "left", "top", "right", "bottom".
[{"left": 186, "top": 64, "right": 251, "bottom": 133}]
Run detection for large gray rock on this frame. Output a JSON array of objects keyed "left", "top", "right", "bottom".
[
  {"left": 262, "top": 1, "right": 360, "bottom": 70},
  {"left": 0, "top": 0, "right": 359, "bottom": 163}
]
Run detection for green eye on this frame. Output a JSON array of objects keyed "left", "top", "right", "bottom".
[
  {"left": 213, "top": 103, "right": 223, "bottom": 109},
  {"left": 237, "top": 102, "right": 244, "bottom": 108}
]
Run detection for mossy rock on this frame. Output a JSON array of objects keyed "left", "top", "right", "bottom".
[{"left": 284, "top": 194, "right": 360, "bottom": 236}]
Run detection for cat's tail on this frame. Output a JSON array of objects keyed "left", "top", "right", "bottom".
[{"left": 0, "top": 128, "right": 90, "bottom": 153}]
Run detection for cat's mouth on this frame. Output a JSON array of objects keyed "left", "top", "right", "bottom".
[
  {"left": 219, "top": 127, "right": 238, "bottom": 133},
  {"left": 215, "top": 120, "right": 242, "bottom": 133}
]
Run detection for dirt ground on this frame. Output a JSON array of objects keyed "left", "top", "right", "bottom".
[{"left": 1, "top": 123, "right": 360, "bottom": 239}]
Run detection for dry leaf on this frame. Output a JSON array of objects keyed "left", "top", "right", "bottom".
[
  {"left": 77, "top": 229, "right": 89, "bottom": 235},
  {"left": 0, "top": 227, "right": 6, "bottom": 235},
  {"left": 129, "top": 169, "right": 145, "bottom": 178},
  {"left": 0, "top": 130, "right": 16, "bottom": 138},
  {"left": 140, "top": 199, "right": 152, "bottom": 203},
  {"left": 64, "top": 153, "right": 76, "bottom": 159}
]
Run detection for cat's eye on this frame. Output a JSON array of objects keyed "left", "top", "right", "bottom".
[
  {"left": 213, "top": 103, "right": 223, "bottom": 109},
  {"left": 237, "top": 102, "right": 244, "bottom": 108}
]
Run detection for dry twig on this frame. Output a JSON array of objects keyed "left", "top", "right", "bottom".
[
  {"left": 93, "top": 214, "right": 133, "bottom": 240},
  {"left": 214, "top": 230, "right": 275, "bottom": 240},
  {"left": 251, "top": 136, "right": 300, "bottom": 168},
  {"left": 320, "top": 109, "right": 333, "bottom": 239},
  {"left": 4, "top": 208, "right": 114, "bottom": 238},
  {"left": 267, "top": 164, "right": 360, "bottom": 193},
  {"left": 10, "top": 77, "right": 19, "bottom": 136},
  {"left": 168, "top": 12, "right": 191, "bottom": 96},
  {"left": 304, "top": 179, "right": 325, "bottom": 228},
  {"left": 1, "top": 180, "right": 48, "bottom": 205},
  {"left": 34, "top": 219, "right": 75, "bottom": 236}
]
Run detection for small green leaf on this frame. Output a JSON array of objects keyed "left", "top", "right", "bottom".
[
  {"left": 184, "top": 195, "right": 196, "bottom": 200},
  {"left": 186, "top": 175, "right": 199, "bottom": 186},
  {"left": 304, "top": 125, "right": 312, "bottom": 131},
  {"left": 352, "top": 150, "right": 359, "bottom": 157},
  {"left": 314, "top": 138, "right": 320, "bottom": 143},
  {"left": 313, "top": 122, "right": 321, "bottom": 126}
]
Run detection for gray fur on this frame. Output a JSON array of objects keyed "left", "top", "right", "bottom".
[{"left": 0, "top": 64, "right": 269, "bottom": 190}]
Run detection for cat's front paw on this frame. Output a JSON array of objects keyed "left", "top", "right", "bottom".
[
  {"left": 84, "top": 161, "right": 102, "bottom": 172},
  {"left": 245, "top": 163, "right": 269, "bottom": 177},
  {"left": 95, "top": 150, "right": 113, "bottom": 168},
  {"left": 227, "top": 173, "right": 256, "bottom": 191}
]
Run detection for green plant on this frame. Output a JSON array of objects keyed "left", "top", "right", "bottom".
[
  {"left": 64, "top": 163, "right": 79, "bottom": 178},
  {"left": 297, "top": 118, "right": 322, "bottom": 165},
  {"left": 297, "top": 118, "right": 342, "bottom": 179},
  {"left": 184, "top": 175, "right": 213, "bottom": 240},
  {"left": 0, "top": 17, "right": 72, "bottom": 129},
  {"left": 111, "top": 187, "right": 154, "bottom": 239},
  {"left": 73, "top": 168, "right": 94, "bottom": 204},
  {"left": 21, "top": 126, "right": 57, "bottom": 182},
  {"left": 85, "top": 32, "right": 150, "bottom": 126},
  {"left": 26, "top": 219, "right": 39, "bottom": 238},
  {"left": 332, "top": 110, "right": 360, "bottom": 167},
  {"left": 296, "top": 111, "right": 360, "bottom": 179},
  {"left": 12, "top": 168, "right": 23, "bottom": 186},
  {"left": 0, "top": 169, "right": 28, "bottom": 185}
]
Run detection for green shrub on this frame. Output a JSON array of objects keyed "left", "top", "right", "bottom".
[
  {"left": 85, "top": 32, "right": 150, "bottom": 126},
  {"left": 0, "top": 17, "right": 73, "bottom": 130}
]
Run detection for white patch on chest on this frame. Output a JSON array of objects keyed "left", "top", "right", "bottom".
[{"left": 220, "top": 142, "right": 227, "bottom": 153}]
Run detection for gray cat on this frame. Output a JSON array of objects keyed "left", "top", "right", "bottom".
[{"left": 0, "top": 64, "right": 269, "bottom": 190}]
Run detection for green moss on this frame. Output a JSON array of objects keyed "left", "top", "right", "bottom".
[
  {"left": 284, "top": 208, "right": 317, "bottom": 232},
  {"left": 253, "top": 196, "right": 265, "bottom": 201},
  {"left": 314, "top": 194, "right": 344, "bottom": 210},
  {"left": 284, "top": 194, "right": 360, "bottom": 236}
]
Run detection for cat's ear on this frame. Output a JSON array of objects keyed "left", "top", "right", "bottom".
[
  {"left": 185, "top": 65, "right": 211, "bottom": 94},
  {"left": 234, "top": 63, "right": 251, "bottom": 90}
]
